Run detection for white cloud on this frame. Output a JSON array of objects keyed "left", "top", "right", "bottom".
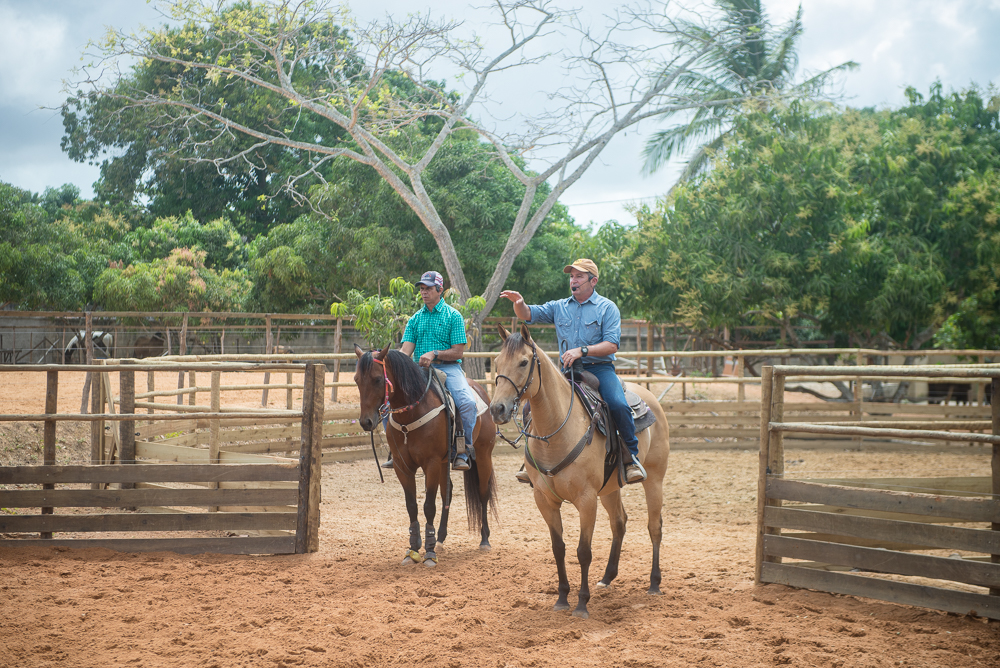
[{"left": 0, "top": 5, "right": 70, "bottom": 106}]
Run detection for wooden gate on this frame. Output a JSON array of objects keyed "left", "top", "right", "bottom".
[
  {"left": 756, "top": 365, "right": 1000, "bottom": 619},
  {"left": 0, "top": 363, "right": 326, "bottom": 555}
]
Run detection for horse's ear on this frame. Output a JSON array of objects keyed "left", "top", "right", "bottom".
[
  {"left": 354, "top": 343, "right": 365, "bottom": 359},
  {"left": 375, "top": 343, "right": 391, "bottom": 361},
  {"left": 497, "top": 324, "right": 509, "bottom": 341},
  {"left": 520, "top": 324, "right": 532, "bottom": 342}
]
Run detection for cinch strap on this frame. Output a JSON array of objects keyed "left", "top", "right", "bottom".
[{"left": 388, "top": 403, "right": 446, "bottom": 445}]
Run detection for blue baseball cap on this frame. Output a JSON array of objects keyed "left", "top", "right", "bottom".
[{"left": 416, "top": 271, "right": 444, "bottom": 289}]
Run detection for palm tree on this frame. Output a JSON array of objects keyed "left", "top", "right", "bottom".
[{"left": 643, "top": 0, "right": 856, "bottom": 183}]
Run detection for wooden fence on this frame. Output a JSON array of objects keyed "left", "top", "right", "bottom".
[
  {"left": 0, "top": 362, "right": 326, "bottom": 555},
  {"left": 756, "top": 365, "right": 1000, "bottom": 619}
]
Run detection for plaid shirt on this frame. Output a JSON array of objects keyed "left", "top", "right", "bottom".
[{"left": 402, "top": 300, "right": 468, "bottom": 362}]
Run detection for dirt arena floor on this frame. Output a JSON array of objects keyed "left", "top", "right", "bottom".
[{"left": 1, "top": 370, "right": 998, "bottom": 667}]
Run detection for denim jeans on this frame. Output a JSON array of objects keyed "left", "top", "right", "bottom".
[
  {"left": 432, "top": 362, "right": 478, "bottom": 441},
  {"left": 583, "top": 362, "right": 638, "bottom": 458}
]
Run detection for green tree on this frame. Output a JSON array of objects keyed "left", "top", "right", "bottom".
[
  {"left": 73, "top": 0, "right": 776, "bottom": 334},
  {"left": 93, "top": 247, "right": 251, "bottom": 312},
  {"left": 623, "top": 84, "right": 1000, "bottom": 350},
  {"left": 641, "top": 0, "right": 856, "bottom": 183}
]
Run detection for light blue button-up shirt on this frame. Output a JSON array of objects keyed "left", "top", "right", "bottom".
[{"left": 526, "top": 291, "right": 622, "bottom": 363}]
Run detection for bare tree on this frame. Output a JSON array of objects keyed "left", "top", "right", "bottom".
[{"left": 73, "top": 0, "right": 770, "bottom": 329}]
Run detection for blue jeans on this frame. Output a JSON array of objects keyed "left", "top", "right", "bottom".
[
  {"left": 433, "top": 362, "right": 478, "bottom": 444},
  {"left": 583, "top": 363, "right": 639, "bottom": 459}
]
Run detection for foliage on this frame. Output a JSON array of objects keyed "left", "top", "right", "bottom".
[
  {"left": 642, "top": 0, "right": 856, "bottom": 182},
  {"left": 622, "top": 83, "right": 1000, "bottom": 348},
  {"left": 93, "top": 247, "right": 251, "bottom": 313},
  {"left": 330, "top": 277, "right": 485, "bottom": 349},
  {"left": 71, "top": 0, "right": 777, "bottom": 327}
]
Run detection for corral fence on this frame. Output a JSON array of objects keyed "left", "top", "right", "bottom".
[
  {"left": 0, "top": 362, "right": 326, "bottom": 555},
  {"left": 755, "top": 364, "right": 1000, "bottom": 619}
]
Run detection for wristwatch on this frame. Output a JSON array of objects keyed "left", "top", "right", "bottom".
[
  {"left": 580, "top": 346, "right": 589, "bottom": 358},
  {"left": 433, "top": 350, "right": 440, "bottom": 360}
]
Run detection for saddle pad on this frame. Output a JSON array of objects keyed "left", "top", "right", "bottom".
[{"left": 431, "top": 368, "right": 489, "bottom": 417}]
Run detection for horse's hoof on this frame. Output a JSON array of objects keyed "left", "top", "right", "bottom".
[
  {"left": 596, "top": 580, "right": 610, "bottom": 588},
  {"left": 401, "top": 550, "right": 423, "bottom": 565},
  {"left": 553, "top": 602, "right": 570, "bottom": 612},
  {"left": 423, "top": 558, "right": 437, "bottom": 568},
  {"left": 479, "top": 543, "right": 491, "bottom": 552},
  {"left": 647, "top": 587, "right": 663, "bottom": 596},
  {"left": 572, "top": 609, "right": 590, "bottom": 619}
]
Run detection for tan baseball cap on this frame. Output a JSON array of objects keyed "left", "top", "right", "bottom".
[{"left": 563, "top": 258, "right": 599, "bottom": 278}]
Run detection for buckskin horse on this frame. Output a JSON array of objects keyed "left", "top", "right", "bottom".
[
  {"left": 490, "top": 324, "right": 670, "bottom": 619},
  {"left": 354, "top": 344, "right": 498, "bottom": 566}
]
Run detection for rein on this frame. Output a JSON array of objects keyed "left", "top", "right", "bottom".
[
  {"left": 495, "top": 342, "right": 577, "bottom": 444},
  {"left": 373, "top": 355, "right": 434, "bottom": 418}
]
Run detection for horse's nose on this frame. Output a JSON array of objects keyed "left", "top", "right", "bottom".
[
  {"left": 359, "top": 417, "right": 375, "bottom": 431},
  {"left": 490, "top": 402, "right": 509, "bottom": 425}
]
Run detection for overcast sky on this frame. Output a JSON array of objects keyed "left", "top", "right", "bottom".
[{"left": 1, "top": 0, "right": 998, "bottom": 228}]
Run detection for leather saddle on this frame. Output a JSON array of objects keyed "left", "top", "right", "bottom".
[
  {"left": 522, "top": 366, "right": 657, "bottom": 489},
  {"left": 429, "top": 368, "right": 488, "bottom": 462}
]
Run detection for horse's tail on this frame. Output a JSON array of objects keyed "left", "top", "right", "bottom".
[{"left": 463, "top": 464, "right": 498, "bottom": 533}]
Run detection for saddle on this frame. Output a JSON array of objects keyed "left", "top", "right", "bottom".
[
  {"left": 522, "top": 367, "right": 656, "bottom": 489},
  {"left": 430, "top": 368, "right": 488, "bottom": 462}
]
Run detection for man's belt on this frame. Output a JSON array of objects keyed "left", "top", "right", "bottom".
[{"left": 433, "top": 360, "right": 461, "bottom": 365}]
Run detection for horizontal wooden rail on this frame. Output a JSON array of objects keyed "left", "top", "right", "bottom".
[
  {"left": 771, "top": 421, "right": 1000, "bottom": 445},
  {"left": 0, "top": 463, "right": 299, "bottom": 484},
  {"left": 774, "top": 364, "right": 1000, "bottom": 378},
  {"left": 0, "top": 487, "right": 299, "bottom": 508},
  {"left": 0, "top": 536, "right": 297, "bottom": 555},
  {"left": 0, "top": 411, "right": 301, "bottom": 422},
  {"left": 765, "top": 535, "right": 1000, "bottom": 589},
  {"left": 764, "top": 506, "right": 1000, "bottom": 554},
  {"left": 761, "top": 562, "right": 1000, "bottom": 619},
  {"left": 766, "top": 478, "right": 1000, "bottom": 523},
  {"left": 0, "top": 512, "right": 297, "bottom": 534}
]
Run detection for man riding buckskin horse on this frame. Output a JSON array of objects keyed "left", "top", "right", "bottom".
[
  {"left": 381, "top": 270, "right": 478, "bottom": 472},
  {"left": 500, "top": 258, "right": 647, "bottom": 484}
]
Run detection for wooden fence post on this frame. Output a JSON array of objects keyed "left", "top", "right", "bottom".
[
  {"left": 854, "top": 350, "right": 864, "bottom": 449},
  {"left": 991, "top": 376, "right": 999, "bottom": 597},
  {"left": 754, "top": 365, "right": 774, "bottom": 583},
  {"left": 331, "top": 317, "right": 343, "bottom": 403},
  {"left": 119, "top": 362, "right": 136, "bottom": 493},
  {"left": 209, "top": 370, "right": 221, "bottom": 512},
  {"left": 80, "top": 311, "right": 94, "bottom": 414},
  {"left": 177, "top": 314, "right": 188, "bottom": 405},
  {"left": 42, "top": 370, "right": 58, "bottom": 538},
  {"left": 262, "top": 315, "right": 273, "bottom": 407},
  {"left": 646, "top": 321, "right": 654, "bottom": 390},
  {"left": 736, "top": 354, "right": 745, "bottom": 407},
  {"left": 296, "top": 363, "right": 325, "bottom": 554},
  {"left": 90, "top": 361, "right": 103, "bottom": 466}
]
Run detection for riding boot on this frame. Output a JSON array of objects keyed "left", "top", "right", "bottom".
[
  {"left": 453, "top": 435, "right": 471, "bottom": 471},
  {"left": 515, "top": 463, "right": 531, "bottom": 484},
  {"left": 381, "top": 455, "right": 394, "bottom": 469}
]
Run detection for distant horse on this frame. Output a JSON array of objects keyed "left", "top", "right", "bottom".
[
  {"left": 132, "top": 332, "right": 167, "bottom": 359},
  {"left": 354, "top": 344, "right": 498, "bottom": 566},
  {"left": 490, "top": 324, "right": 670, "bottom": 619},
  {"left": 64, "top": 331, "right": 113, "bottom": 364}
]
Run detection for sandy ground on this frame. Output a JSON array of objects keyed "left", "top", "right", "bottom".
[{"left": 1, "top": 370, "right": 998, "bottom": 667}]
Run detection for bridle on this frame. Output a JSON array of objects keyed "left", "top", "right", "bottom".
[
  {"left": 371, "top": 353, "right": 433, "bottom": 419},
  {"left": 494, "top": 340, "right": 577, "bottom": 445}
]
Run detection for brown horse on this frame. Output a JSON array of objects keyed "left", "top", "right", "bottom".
[
  {"left": 489, "top": 325, "right": 670, "bottom": 618},
  {"left": 354, "top": 344, "right": 498, "bottom": 566}
]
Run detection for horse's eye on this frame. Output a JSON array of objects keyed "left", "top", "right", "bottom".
[{"left": 519, "top": 360, "right": 528, "bottom": 367}]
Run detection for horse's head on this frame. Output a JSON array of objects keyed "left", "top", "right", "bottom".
[
  {"left": 490, "top": 323, "right": 538, "bottom": 424},
  {"left": 353, "top": 343, "right": 392, "bottom": 431}
]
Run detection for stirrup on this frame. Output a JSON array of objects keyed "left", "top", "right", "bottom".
[{"left": 625, "top": 456, "right": 646, "bottom": 484}]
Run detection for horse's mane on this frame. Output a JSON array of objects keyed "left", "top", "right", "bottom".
[
  {"left": 359, "top": 349, "right": 441, "bottom": 404},
  {"left": 500, "top": 332, "right": 528, "bottom": 355}
]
